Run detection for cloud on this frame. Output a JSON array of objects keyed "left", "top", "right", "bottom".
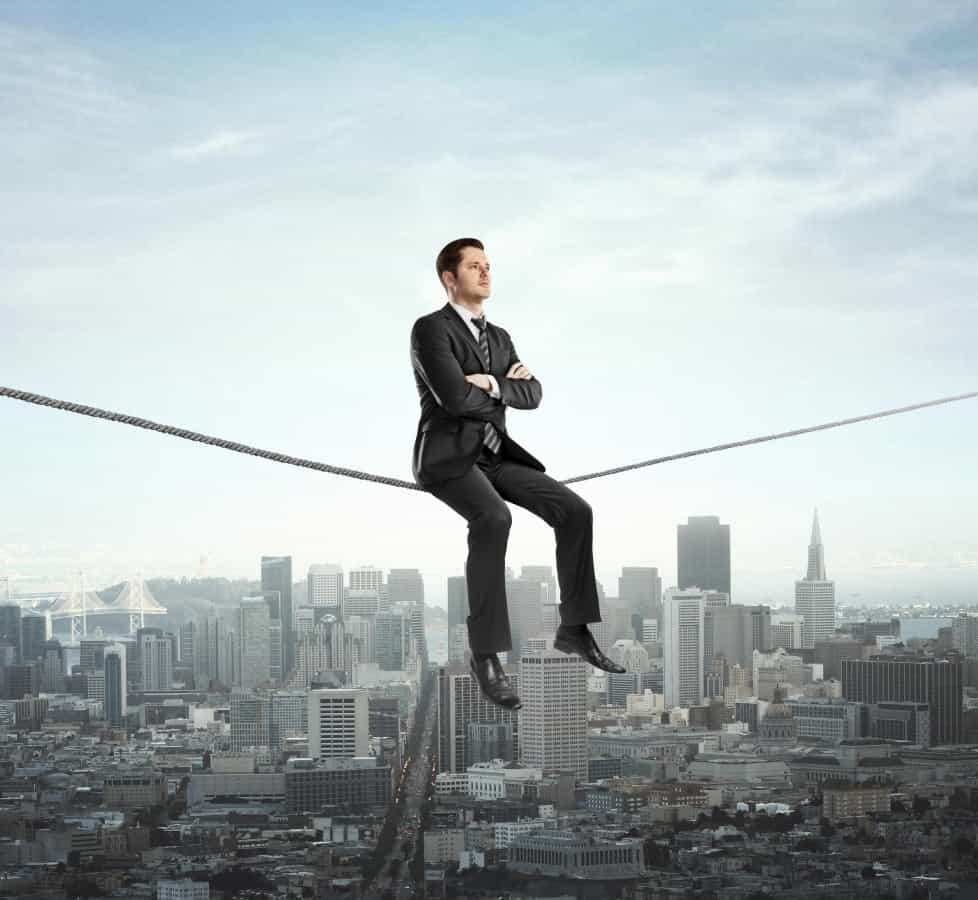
[{"left": 166, "top": 128, "right": 266, "bottom": 162}]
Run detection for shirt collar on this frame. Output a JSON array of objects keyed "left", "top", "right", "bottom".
[{"left": 448, "top": 300, "right": 485, "bottom": 327}]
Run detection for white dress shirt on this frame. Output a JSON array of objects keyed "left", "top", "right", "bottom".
[{"left": 448, "top": 300, "right": 502, "bottom": 400}]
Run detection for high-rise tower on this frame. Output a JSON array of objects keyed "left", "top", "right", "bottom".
[{"left": 795, "top": 509, "right": 836, "bottom": 648}]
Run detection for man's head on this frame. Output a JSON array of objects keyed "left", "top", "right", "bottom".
[{"left": 436, "top": 237, "right": 491, "bottom": 303}]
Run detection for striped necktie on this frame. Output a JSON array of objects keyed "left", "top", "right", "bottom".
[{"left": 471, "top": 316, "right": 502, "bottom": 454}]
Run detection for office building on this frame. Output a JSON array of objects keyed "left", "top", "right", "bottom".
[
  {"left": 507, "top": 576, "right": 545, "bottom": 659},
  {"left": 229, "top": 691, "right": 271, "bottom": 751},
  {"left": 104, "top": 643, "right": 128, "bottom": 727},
  {"left": 772, "top": 613, "right": 804, "bottom": 651},
  {"left": 139, "top": 630, "right": 173, "bottom": 691},
  {"left": 437, "top": 664, "right": 522, "bottom": 773},
  {"left": 308, "top": 563, "right": 344, "bottom": 612},
  {"left": 261, "top": 555, "right": 294, "bottom": 676},
  {"left": 447, "top": 575, "right": 468, "bottom": 636},
  {"left": 350, "top": 565, "right": 384, "bottom": 592},
  {"left": 307, "top": 688, "right": 369, "bottom": 759},
  {"left": 239, "top": 596, "right": 271, "bottom": 689},
  {"left": 19, "top": 613, "right": 46, "bottom": 663},
  {"left": 387, "top": 569, "right": 427, "bottom": 655},
  {"left": 284, "top": 756, "right": 391, "bottom": 813},
  {"left": 40, "top": 639, "right": 65, "bottom": 693},
  {"left": 192, "top": 615, "right": 226, "bottom": 689},
  {"left": 952, "top": 614, "right": 978, "bottom": 658},
  {"left": 519, "top": 646, "right": 588, "bottom": 779},
  {"left": 375, "top": 611, "right": 409, "bottom": 671},
  {"left": 704, "top": 604, "right": 772, "bottom": 670},
  {"left": 618, "top": 567, "right": 662, "bottom": 625},
  {"left": 0, "top": 605, "right": 21, "bottom": 663},
  {"left": 663, "top": 587, "right": 705, "bottom": 708},
  {"left": 677, "top": 516, "right": 731, "bottom": 598},
  {"left": 842, "top": 656, "right": 962, "bottom": 746}
]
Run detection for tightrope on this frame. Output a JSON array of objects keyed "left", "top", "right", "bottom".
[{"left": 2, "top": 385, "right": 975, "bottom": 491}]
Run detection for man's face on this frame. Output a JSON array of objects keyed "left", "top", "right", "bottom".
[{"left": 449, "top": 247, "right": 491, "bottom": 300}]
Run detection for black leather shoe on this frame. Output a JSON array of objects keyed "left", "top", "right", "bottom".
[
  {"left": 553, "top": 625, "right": 626, "bottom": 673},
  {"left": 469, "top": 653, "right": 522, "bottom": 710}
]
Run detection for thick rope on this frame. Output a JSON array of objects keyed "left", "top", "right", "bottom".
[{"left": 1, "top": 385, "right": 975, "bottom": 491}]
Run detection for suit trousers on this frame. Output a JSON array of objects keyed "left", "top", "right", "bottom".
[{"left": 425, "top": 442, "right": 602, "bottom": 655}]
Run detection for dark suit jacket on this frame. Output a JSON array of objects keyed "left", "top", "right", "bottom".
[{"left": 410, "top": 302, "right": 545, "bottom": 486}]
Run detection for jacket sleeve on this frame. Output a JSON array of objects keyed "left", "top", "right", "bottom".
[
  {"left": 411, "top": 317, "right": 502, "bottom": 420},
  {"left": 497, "top": 328, "right": 543, "bottom": 410}
]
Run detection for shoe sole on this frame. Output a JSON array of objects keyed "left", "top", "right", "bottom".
[{"left": 553, "top": 638, "right": 626, "bottom": 673}]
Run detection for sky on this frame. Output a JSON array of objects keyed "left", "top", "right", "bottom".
[{"left": 2, "top": 1, "right": 977, "bottom": 610}]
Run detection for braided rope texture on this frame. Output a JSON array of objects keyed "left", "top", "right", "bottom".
[{"left": 2, "top": 385, "right": 975, "bottom": 491}]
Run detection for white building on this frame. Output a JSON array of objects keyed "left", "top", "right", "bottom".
[
  {"left": 663, "top": 588, "right": 705, "bottom": 708},
  {"left": 494, "top": 817, "right": 556, "bottom": 848},
  {"left": 307, "top": 688, "right": 368, "bottom": 760},
  {"left": 466, "top": 758, "right": 542, "bottom": 800},
  {"left": 519, "top": 646, "right": 588, "bottom": 779},
  {"left": 307, "top": 563, "right": 344, "bottom": 612},
  {"left": 157, "top": 879, "right": 209, "bottom": 900},
  {"left": 772, "top": 613, "right": 804, "bottom": 651},
  {"left": 794, "top": 509, "right": 835, "bottom": 648}
]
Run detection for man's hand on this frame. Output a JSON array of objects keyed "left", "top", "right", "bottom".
[
  {"left": 465, "top": 363, "right": 532, "bottom": 392},
  {"left": 464, "top": 373, "right": 494, "bottom": 391}
]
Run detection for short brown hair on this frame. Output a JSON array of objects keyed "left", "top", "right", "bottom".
[{"left": 435, "top": 237, "right": 484, "bottom": 292}]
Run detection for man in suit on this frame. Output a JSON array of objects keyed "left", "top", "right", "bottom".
[{"left": 410, "top": 237, "right": 624, "bottom": 710}]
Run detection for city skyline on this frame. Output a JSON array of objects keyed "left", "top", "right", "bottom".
[
  {"left": 3, "top": 509, "right": 978, "bottom": 612},
  {"left": 2, "top": 3, "right": 976, "bottom": 604}
]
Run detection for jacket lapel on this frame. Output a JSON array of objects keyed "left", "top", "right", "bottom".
[{"left": 441, "top": 302, "right": 487, "bottom": 373}]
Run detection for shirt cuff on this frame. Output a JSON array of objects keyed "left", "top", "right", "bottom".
[{"left": 487, "top": 375, "right": 501, "bottom": 399}]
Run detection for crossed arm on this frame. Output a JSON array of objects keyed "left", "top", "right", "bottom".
[{"left": 411, "top": 318, "right": 542, "bottom": 421}]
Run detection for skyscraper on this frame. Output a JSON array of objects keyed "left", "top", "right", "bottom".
[
  {"left": 506, "top": 576, "right": 545, "bottom": 660},
  {"left": 677, "top": 516, "right": 731, "bottom": 598},
  {"left": 618, "top": 567, "right": 663, "bottom": 625},
  {"left": 519, "top": 644, "right": 588, "bottom": 778},
  {"left": 350, "top": 565, "right": 384, "bottom": 592},
  {"left": 795, "top": 509, "right": 836, "bottom": 648},
  {"left": 239, "top": 596, "right": 271, "bottom": 690},
  {"left": 104, "top": 643, "right": 127, "bottom": 727},
  {"left": 40, "top": 639, "right": 65, "bottom": 693},
  {"left": 663, "top": 587, "right": 706, "bottom": 708},
  {"left": 19, "top": 614, "right": 46, "bottom": 663},
  {"left": 192, "top": 615, "right": 225, "bottom": 689},
  {"left": 139, "top": 630, "right": 173, "bottom": 691},
  {"left": 0, "top": 604, "right": 21, "bottom": 663},
  {"left": 79, "top": 639, "right": 110, "bottom": 674},
  {"left": 308, "top": 564, "right": 344, "bottom": 613},
  {"left": 261, "top": 556, "right": 294, "bottom": 677},
  {"left": 178, "top": 622, "right": 195, "bottom": 666},
  {"left": 375, "top": 612, "right": 409, "bottom": 671},
  {"left": 263, "top": 590, "right": 284, "bottom": 683},
  {"left": 447, "top": 576, "right": 468, "bottom": 634},
  {"left": 389, "top": 569, "right": 426, "bottom": 658}
]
